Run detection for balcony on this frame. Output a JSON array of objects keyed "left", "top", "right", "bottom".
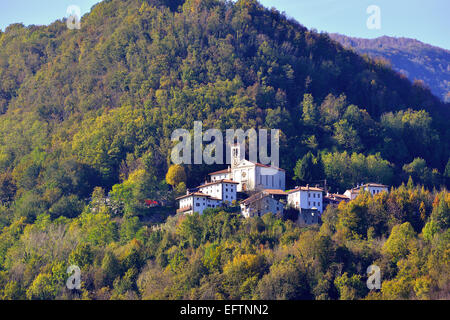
[{"left": 177, "top": 206, "right": 193, "bottom": 214}]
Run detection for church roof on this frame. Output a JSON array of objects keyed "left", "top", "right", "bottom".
[
  {"left": 208, "top": 168, "right": 231, "bottom": 175},
  {"left": 250, "top": 161, "right": 286, "bottom": 172}
]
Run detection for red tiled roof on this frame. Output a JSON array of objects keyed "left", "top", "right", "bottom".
[
  {"left": 263, "top": 189, "right": 287, "bottom": 195},
  {"left": 241, "top": 192, "right": 269, "bottom": 205},
  {"left": 325, "top": 193, "right": 350, "bottom": 200},
  {"left": 287, "top": 186, "right": 324, "bottom": 193},
  {"left": 209, "top": 168, "right": 231, "bottom": 175},
  {"left": 363, "top": 183, "right": 389, "bottom": 188},
  {"left": 198, "top": 179, "right": 239, "bottom": 188},
  {"left": 176, "top": 192, "right": 223, "bottom": 201},
  {"left": 176, "top": 192, "right": 210, "bottom": 200}
]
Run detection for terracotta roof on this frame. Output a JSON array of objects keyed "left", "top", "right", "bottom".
[
  {"left": 263, "top": 189, "right": 287, "bottom": 195},
  {"left": 241, "top": 192, "right": 269, "bottom": 205},
  {"left": 347, "top": 183, "right": 389, "bottom": 192},
  {"left": 325, "top": 193, "right": 350, "bottom": 200},
  {"left": 198, "top": 179, "right": 239, "bottom": 188},
  {"left": 176, "top": 192, "right": 212, "bottom": 200},
  {"left": 176, "top": 192, "right": 224, "bottom": 201},
  {"left": 209, "top": 168, "right": 231, "bottom": 175},
  {"left": 287, "top": 186, "right": 324, "bottom": 193},
  {"left": 362, "top": 183, "right": 389, "bottom": 188},
  {"left": 241, "top": 190, "right": 285, "bottom": 205}
]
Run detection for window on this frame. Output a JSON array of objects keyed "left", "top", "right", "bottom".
[
  {"left": 308, "top": 193, "right": 311, "bottom": 198},
  {"left": 309, "top": 202, "right": 311, "bottom": 206},
  {"left": 196, "top": 203, "right": 200, "bottom": 207}
]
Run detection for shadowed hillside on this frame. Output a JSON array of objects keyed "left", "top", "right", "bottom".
[{"left": 329, "top": 34, "right": 450, "bottom": 103}]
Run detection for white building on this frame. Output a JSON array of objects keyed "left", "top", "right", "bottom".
[
  {"left": 176, "top": 192, "right": 222, "bottom": 215},
  {"left": 287, "top": 186, "right": 324, "bottom": 214},
  {"left": 197, "top": 179, "right": 239, "bottom": 204},
  {"left": 209, "top": 168, "right": 232, "bottom": 182},
  {"left": 240, "top": 190, "right": 286, "bottom": 218},
  {"left": 209, "top": 145, "right": 286, "bottom": 192},
  {"left": 344, "top": 183, "right": 389, "bottom": 200}
]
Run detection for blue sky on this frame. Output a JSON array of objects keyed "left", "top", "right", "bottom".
[{"left": 1, "top": 0, "right": 449, "bottom": 50}]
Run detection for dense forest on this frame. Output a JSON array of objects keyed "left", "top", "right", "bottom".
[
  {"left": 329, "top": 34, "right": 450, "bottom": 103},
  {"left": 0, "top": 0, "right": 449, "bottom": 300}
]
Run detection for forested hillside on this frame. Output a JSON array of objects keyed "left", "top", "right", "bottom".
[
  {"left": 329, "top": 34, "right": 450, "bottom": 103},
  {"left": 0, "top": 0, "right": 449, "bottom": 300}
]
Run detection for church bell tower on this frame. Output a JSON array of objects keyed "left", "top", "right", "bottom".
[{"left": 231, "top": 144, "right": 243, "bottom": 168}]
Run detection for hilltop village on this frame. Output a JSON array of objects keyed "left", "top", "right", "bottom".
[{"left": 176, "top": 145, "right": 389, "bottom": 225}]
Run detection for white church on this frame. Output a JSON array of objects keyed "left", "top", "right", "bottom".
[
  {"left": 209, "top": 144, "right": 286, "bottom": 192},
  {"left": 177, "top": 144, "right": 286, "bottom": 215}
]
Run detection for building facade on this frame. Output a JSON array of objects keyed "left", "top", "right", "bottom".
[
  {"left": 240, "top": 190, "right": 285, "bottom": 218},
  {"left": 287, "top": 186, "right": 324, "bottom": 214},
  {"left": 176, "top": 192, "right": 223, "bottom": 215},
  {"left": 197, "top": 179, "right": 239, "bottom": 204},
  {"left": 209, "top": 145, "right": 285, "bottom": 193},
  {"left": 344, "top": 183, "right": 389, "bottom": 200}
]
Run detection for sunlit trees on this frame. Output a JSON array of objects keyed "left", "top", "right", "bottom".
[
  {"left": 382, "top": 222, "right": 416, "bottom": 263},
  {"left": 166, "top": 165, "right": 187, "bottom": 189}
]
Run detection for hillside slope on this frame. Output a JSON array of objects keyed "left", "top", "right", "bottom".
[
  {"left": 0, "top": 0, "right": 448, "bottom": 302},
  {"left": 329, "top": 34, "right": 450, "bottom": 103},
  {"left": 0, "top": 0, "right": 448, "bottom": 206}
]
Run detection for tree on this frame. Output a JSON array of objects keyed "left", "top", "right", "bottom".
[
  {"left": 69, "top": 243, "right": 93, "bottom": 269},
  {"left": 430, "top": 192, "right": 449, "bottom": 230},
  {"left": 444, "top": 158, "right": 450, "bottom": 187},
  {"left": 0, "top": 172, "right": 16, "bottom": 203},
  {"left": 301, "top": 94, "right": 319, "bottom": 126},
  {"left": 403, "top": 158, "right": 430, "bottom": 186},
  {"left": 334, "top": 272, "right": 366, "bottom": 300},
  {"left": 294, "top": 152, "right": 324, "bottom": 184},
  {"left": 333, "top": 119, "right": 361, "bottom": 151},
  {"left": 26, "top": 273, "right": 57, "bottom": 300},
  {"left": 382, "top": 222, "right": 416, "bottom": 262},
  {"left": 166, "top": 165, "right": 187, "bottom": 188},
  {"left": 256, "top": 259, "right": 310, "bottom": 300}
]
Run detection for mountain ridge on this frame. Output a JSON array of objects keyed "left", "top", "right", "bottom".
[{"left": 329, "top": 33, "right": 450, "bottom": 103}]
